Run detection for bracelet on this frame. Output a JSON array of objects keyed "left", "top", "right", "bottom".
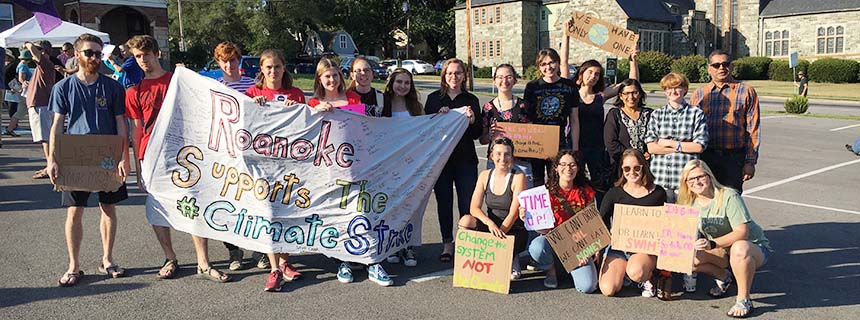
[{"left": 708, "top": 240, "right": 717, "bottom": 250}]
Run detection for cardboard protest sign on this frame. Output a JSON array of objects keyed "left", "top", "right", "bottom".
[
  {"left": 339, "top": 104, "right": 366, "bottom": 115},
  {"left": 656, "top": 204, "right": 700, "bottom": 274},
  {"left": 141, "top": 68, "right": 468, "bottom": 263},
  {"left": 51, "top": 134, "right": 124, "bottom": 192},
  {"left": 566, "top": 11, "right": 639, "bottom": 57},
  {"left": 610, "top": 204, "right": 664, "bottom": 255},
  {"left": 545, "top": 203, "right": 611, "bottom": 272},
  {"left": 517, "top": 185, "right": 555, "bottom": 230},
  {"left": 453, "top": 229, "right": 514, "bottom": 294},
  {"left": 498, "top": 123, "right": 559, "bottom": 159}
]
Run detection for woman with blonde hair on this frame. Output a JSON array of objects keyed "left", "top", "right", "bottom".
[
  {"left": 308, "top": 57, "right": 360, "bottom": 111},
  {"left": 677, "top": 160, "right": 772, "bottom": 318}
]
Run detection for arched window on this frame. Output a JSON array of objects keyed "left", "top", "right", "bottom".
[
  {"left": 818, "top": 25, "right": 845, "bottom": 54},
  {"left": 764, "top": 29, "right": 789, "bottom": 57}
]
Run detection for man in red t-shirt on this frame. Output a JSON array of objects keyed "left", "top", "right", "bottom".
[
  {"left": 24, "top": 40, "right": 58, "bottom": 179},
  {"left": 126, "top": 35, "right": 230, "bottom": 282}
]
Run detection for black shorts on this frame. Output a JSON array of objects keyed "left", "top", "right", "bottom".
[{"left": 61, "top": 184, "right": 129, "bottom": 207}]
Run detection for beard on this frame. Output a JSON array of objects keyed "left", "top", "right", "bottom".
[{"left": 78, "top": 58, "right": 101, "bottom": 73}]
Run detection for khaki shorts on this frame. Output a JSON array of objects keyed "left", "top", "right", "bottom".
[
  {"left": 27, "top": 106, "right": 53, "bottom": 143},
  {"left": 12, "top": 103, "right": 27, "bottom": 120}
]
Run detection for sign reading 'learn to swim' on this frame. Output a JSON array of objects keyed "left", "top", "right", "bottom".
[
  {"left": 566, "top": 11, "right": 639, "bottom": 57},
  {"left": 453, "top": 230, "right": 514, "bottom": 294}
]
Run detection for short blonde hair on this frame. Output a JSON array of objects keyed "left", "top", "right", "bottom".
[{"left": 660, "top": 72, "right": 689, "bottom": 90}]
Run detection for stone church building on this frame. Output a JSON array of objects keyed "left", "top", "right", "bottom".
[{"left": 455, "top": 0, "right": 860, "bottom": 73}]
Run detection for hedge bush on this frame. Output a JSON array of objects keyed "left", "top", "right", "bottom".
[
  {"left": 617, "top": 58, "right": 630, "bottom": 80},
  {"left": 524, "top": 65, "right": 540, "bottom": 80},
  {"left": 671, "top": 55, "right": 707, "bottom": 83},
  {"left": 784, "top": 95, "right": 809, "bottom": 113},
  {"left": 731, "top": 56, "right": 771, "bottom": 80},
  {"left": 698, "top": 64, "right": 711, "bottom": 83},
  {"left": 474, "top": 66, "right": 493, "bottom": 78},
  {"left": 636, "top": 51, "right": 673, "bottom": 83},
  {"left": 768, "top": 59, "right": 810, "bottom": 81},
  {"left": 808, "top": 58, "right": 859, "bottom": 83}
]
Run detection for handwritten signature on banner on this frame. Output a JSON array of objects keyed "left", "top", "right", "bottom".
[{"left": 141, "top": 68, "right": 470, "bottom": 263}]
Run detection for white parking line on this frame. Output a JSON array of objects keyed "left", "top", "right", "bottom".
[
  {"left": 761, "top": 115, "right": 796, "bottom": 120},
  {"left": 744, "top": 158, "right": 860, "bottom": 195},
  {"left": 744, "top": 195, "right": 860, "bottom": 215},
  {"left": 409, "top": 269, "right": 453, "bottom": 283},
  {"left": 829, "top": 123, "right": 860, "bottom": 132}
]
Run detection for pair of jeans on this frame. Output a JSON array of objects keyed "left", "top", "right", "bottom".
[
  {"left": 581, "top": 146, "right": 610, "bottom": 204},
  {"left": 701, "top": 149, "right": 746, "bottom": 193},
  {"left": 435, "top": 162, "right": 478, "bottom": 243},
  {"left": 528, "top": 235, "right": 598, "bottom": 293},
  {"left": 852, "top": 137, "right": 860, "bottom": 155}
]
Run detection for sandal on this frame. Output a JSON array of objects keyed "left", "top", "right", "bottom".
[
  {"left": 709, "top": 271, "right": 734, "bottom": 298},
  {"left": 58, "top": 270, "right": 84, "bottom": 287},
  {"left": 157, "top": 259, "right": 178, "bottom": 279},
  {"left": 197, "top": 266, "right": 231, "bottom": 283},
  {"left": 727, "top": 299, "right": 754, "bottom": 318},
  {"left": 99, "top": 264, "right": 126, "bottom": 278},
  {"left": 438, "top": 253, "right": 453, "bottom": 262},
  {"left": 32, "top": 169, "right": 49, "bottom": 179}
]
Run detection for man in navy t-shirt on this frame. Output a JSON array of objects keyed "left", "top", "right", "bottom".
[{"left": 47, "top": 33, "right": 130, "bottom": 287}]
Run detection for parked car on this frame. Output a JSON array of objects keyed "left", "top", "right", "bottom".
[
  {"left": 198, "top": 55, "right": 260, "bottom": 79},
  {"left": 567, "top": 65, "right": 579, "bottom": 80},
  {"left": 295, "top": 63, "right": 315, "bottom": 74},
  {"left": 400, "top": 59, "right": 435, "bottom": 75},
  {"left": 339, "top": 56, "right": 389, "bottom": 80},
  {"left": 434, "top": 60, "right": 446, "bottom": 74},
  {"left": 380, "top": 59, "right": 399, "bottom": 70}
]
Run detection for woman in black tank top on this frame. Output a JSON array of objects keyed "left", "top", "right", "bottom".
[{"left": 457, "top": 137, "right": 529, "bottom": 280}]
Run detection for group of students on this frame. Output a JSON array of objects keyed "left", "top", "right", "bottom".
[{"left": 46, "top": 26, "right": 770, "bottom": 318}]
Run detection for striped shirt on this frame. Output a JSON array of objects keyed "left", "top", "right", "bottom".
[
  {"left": 645, "top": 102, "right": 708, "bottom": 190},
  {"left": 690, "top": 81, "right": 760, "bottom": 164},
  {"left": 217, "top": 76, "right": 255, "bottom": 93}
]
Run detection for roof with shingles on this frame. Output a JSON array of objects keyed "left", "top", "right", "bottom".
[{"left": 760, "top": 0, "right": 860, "bottom": 17}]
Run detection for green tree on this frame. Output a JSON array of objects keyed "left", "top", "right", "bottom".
[{"left": 410, "top": 0, "right": 456, "bottom": 59}]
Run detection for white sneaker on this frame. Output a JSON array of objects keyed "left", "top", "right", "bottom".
[
  {"left": 684, "top": 273, "right": 697, "bottom": 293},
  {"left": 640, "top": 280, "right": 656, "bottom": 297}
]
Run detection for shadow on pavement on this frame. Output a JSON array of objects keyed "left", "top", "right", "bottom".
[{"left": 0, "top": 283, "right": 148, "bottom": 308}]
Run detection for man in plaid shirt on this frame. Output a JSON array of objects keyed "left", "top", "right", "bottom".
[
  {"left": 691, "top": 50, "right": 760, "bottom": 193},
  {"left": 646, "top": 72, "right": 708, "bottom": 202}
]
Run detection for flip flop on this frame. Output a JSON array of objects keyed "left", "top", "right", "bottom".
[
  {"left": 99, "top": 264, "right": 126, "bottom": 278},
  {"left": 157, "top": 259, "right": 178, "bottom": 279},
  {"left": 32, "top": 169, "right": 49, "bottom": 179},
  {"left": 58, "top": 270, "right": 84, "bottom": 287},
  {"left": 438, "top": 252, "right": 453, "bottom": 262},
  {"left": 727, "top": 299, "right": 754, "bottom": 318}
]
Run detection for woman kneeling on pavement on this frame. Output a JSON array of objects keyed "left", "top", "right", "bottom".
[
  {"left": 598, "top": 149, "right": 666, "bottom": 297},
  {"left": 458, "top": 137, "right": 528, "bottom": 280},
  {"left": 677, "top": 160, "right": 772, "bottom": 318},
  {"left": 518, "top": 150, "right": 598, "bottom": 292}
]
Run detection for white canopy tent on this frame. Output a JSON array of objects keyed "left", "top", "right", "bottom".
[{"left": 0, "top": 17, "right": 111, "bottom": 48}]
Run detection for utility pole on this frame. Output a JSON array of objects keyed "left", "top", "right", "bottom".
[
  {"left": 177, "top": 0, "right": 187, "bottom": 52},
  {"left": 465, "top": 0, "right": 473, "bottom": 91},
  {"left": 403, "top": 2, "right": 409, "bottom": 60}
]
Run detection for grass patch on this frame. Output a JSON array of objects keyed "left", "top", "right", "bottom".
[{"left": 761, "top": 109, "right": 860, "bottom": 121}]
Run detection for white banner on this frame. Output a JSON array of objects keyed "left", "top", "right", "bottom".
[{"left": 141, "top": 68, "right": 468, "bottom": 263}]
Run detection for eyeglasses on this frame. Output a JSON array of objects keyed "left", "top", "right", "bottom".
[
  {"left": 557, "top": 162, "right": 578, "bottom": 169},
  {"left": 539, "top": 61, "right": 558, "bottom": 67},
  {"left": 622, "top": 165, "right": 643, "bottom": 173},
  {"left": 620, "top": 91, "right": 640, "bottom": 97},
  {"left": 353, "top": 68, "right": 372, "bottom": 73},
  {"left": 79, "top": 49, "right": 102, "bottom": 59},
  {"left": 686, "top": 174, "right": 709, "bottom": 183},
  {"left": 494, "top": 75, "right": 515, "bottom": 81},
  {"left": 709, "top": 62, "right": 731, "bottom": 69}
]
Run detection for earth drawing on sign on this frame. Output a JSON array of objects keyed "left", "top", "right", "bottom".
[{"left": 588, "top": 24, "right": 609, "bottom": 45}]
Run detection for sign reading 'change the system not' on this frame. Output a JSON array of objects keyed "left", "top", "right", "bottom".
[{"left": 453, "top": 230, "right": 514, "bottom": 294}]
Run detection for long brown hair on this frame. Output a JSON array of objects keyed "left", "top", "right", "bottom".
[
  {"left": 440, "top": 58, "right": 467, "bottom": 96},
  {"left": 576, "top": 59, "right": 605, "bottom": 93},
  {"left": 383, "top": 68, "right": 423, "bottom": 116},
  {"left": 546, "top": 150, "right": 591, "bottom": 206},
  {"left": 255, "top": 49, "right": 294, "bottom": 89},
  {"left": 347, "top": 57, "right": 371, "bottom": 92},
  {"left": 614, "top": 148, "right": 655, "bottom": 188}
]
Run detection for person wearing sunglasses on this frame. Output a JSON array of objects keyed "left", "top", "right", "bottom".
[
  {"left": 690, "top": 50, "right": 760, "bottom": 194},
  {"left": 677, "top": 160, "right": 771, "bottom": 318},
  {"left": 518, "top": 150, "right": 598, "bottom": 292},
  {"left": 597, "top": 148, "right": 666, "bottom": 297}
]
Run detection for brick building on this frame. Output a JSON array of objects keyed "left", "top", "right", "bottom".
[
  {"left": 1, "top": 0, "right": 168, "bottom": 62},
  {"left": 455, "top": 0, "right": 860, "bottom": 73}
]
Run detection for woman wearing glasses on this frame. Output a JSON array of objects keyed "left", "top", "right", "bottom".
[
  {"left": 348, "top": 57, "right": 383, "bottom": 116},
  {"left": 604, "top": 79, "right": 653, "bottom": 180},
  {"left": 677, "top": 160, "right": 771, "bottom": 318},
  {"left": 597, "top": 149, "right": 666, "bottom": 297},
  {"left": 424, "top": 58, "right": 479, "bottom": 262},
  {"left": 480, "top": 64, "right": 533, "bottom": 187},
  {"left": 518, "top": 150, "right": 598, "bottom": 292}
]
